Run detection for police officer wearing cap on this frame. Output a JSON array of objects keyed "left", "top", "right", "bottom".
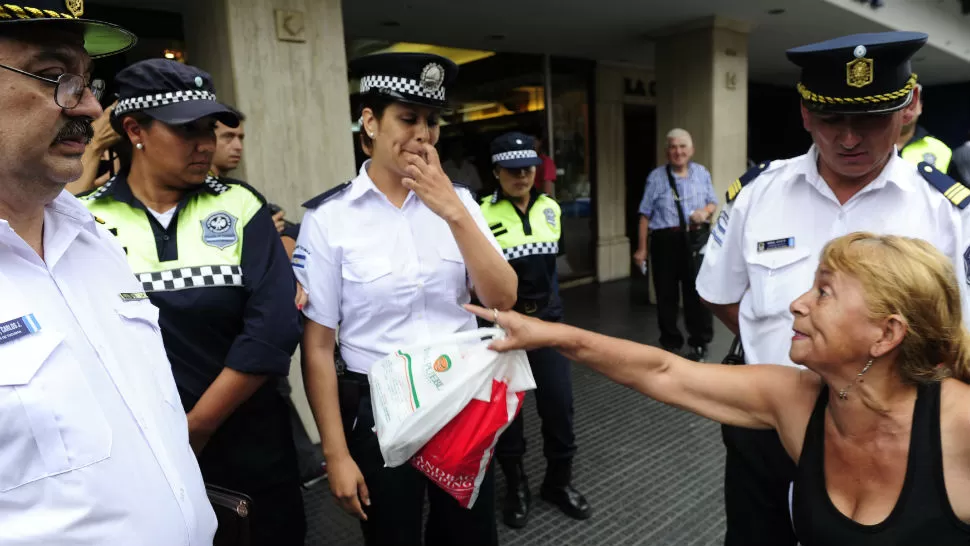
[
  {"left": 296, "top": 53, "right": 517, "bottom": 545},
  {"left": 0, "top": 3, "right": 223, "bottom": 546},
  {"left": 479, "top": 132, "right": 592, "bottom": 528},
  {"left": 80, "top": 59, "right": 304, "bottom": 545},
  {"left": 697, "top": 32, "right": 970, "bottom": 546}
]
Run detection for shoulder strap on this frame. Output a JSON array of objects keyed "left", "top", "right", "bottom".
[
  {"left": 918, "top": 162, "right": 970, "bottom": 209},
  {"left": 665, "top": 164, "right": 689, "bottom": 230},
  {"left": 302, "top": 181, "right": 352, "bottom": 209},
  {"left": 726, "top": 161, "right": 772, "bottom": 203}
]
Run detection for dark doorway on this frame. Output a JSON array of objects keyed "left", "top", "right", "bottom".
[{"left": 624, "top": 104, "right": 656, "bottom": 303}]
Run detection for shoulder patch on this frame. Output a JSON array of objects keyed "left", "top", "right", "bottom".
[
  {"left": 726, "top": 161, "right": 772, "bottom": 203},
  {"left": 918, "top": 162, "right": 969, "bottom": 209},
  {"left": 302, "top": 181, "right": 351, "bottom": 209}
]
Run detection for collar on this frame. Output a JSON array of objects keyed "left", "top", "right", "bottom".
[
  {"left": 490, "top": 187, "right": 542, "bottom": 208},
  {"left": 800, "top": 145, "right": 915, "bottom": 196},
  {"left": 345, "top": 161, "right": 381, "bottom": 202},
  {"left": 50, "top": 190, "right": 100, "bottom": 235},
  {"left": 86, "top": 170, "right": 231, "bottom": 208},
  {"left": 902, "top": 125, "right": 931, "bottom": 150}
]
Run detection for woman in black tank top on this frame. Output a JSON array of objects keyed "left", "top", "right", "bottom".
[{"left": 464, "top": 232, "right": 970, "bottom": 545}]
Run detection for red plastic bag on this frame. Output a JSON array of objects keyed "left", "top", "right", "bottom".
[{"left": 411, "top": 379, "right": 525, "bottom": 509}]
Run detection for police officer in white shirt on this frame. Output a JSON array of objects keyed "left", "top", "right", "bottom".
[
  {"left": 0, "top": 4, "right": 216, "bottom": 546},
  {"left": 697, "top": 32, "right": 968, "bottom": 546},
  {"left": 296, "top": 52, "right": 517, "bottom": 546}
]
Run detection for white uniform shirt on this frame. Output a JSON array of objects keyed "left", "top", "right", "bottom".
[
  {"left": 0, "top": 191, "right": 216, "bottom": 545},
  {"left": 295, "top": 162, "right": 503, "bottom": 374},
  {"left": 697, "top": 146, "right": 965, "bottom": 367}
]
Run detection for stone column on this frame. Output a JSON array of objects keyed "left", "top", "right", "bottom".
[{"left": 655, "top": 17, "right": 749, "bottom": 206}]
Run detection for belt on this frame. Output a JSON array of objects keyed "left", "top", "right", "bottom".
[
  {"left": 654, "top": 224, "right": 710, "bottom": 233},
  {"left": 343, "top": 370, "right": 370, "bottom": 386},
  {"left": 514, "top": 296, "right": 549, "bottom": 315}
]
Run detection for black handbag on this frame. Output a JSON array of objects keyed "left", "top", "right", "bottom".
[
  {"left": 722, "top": 336, "right": 745, "bottom": 365},
  {"left": 664, "top": 165, "right": 711, "bottom": 266},
  {"left": 207, "top": 483, "right": 252, "bottom": 546}
]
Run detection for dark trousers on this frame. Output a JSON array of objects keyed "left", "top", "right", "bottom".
[
  {"left": 496, "top": 346, "right": 577, "bottom": 464},
  {"left": 348, "top": 389, "right": 499, "bottom": 546},
  {"left": 721, "top": 424, "right": 797, "bottom": 546},
  {"left": 197, "top": 388, "right": 306, "bottom": 546},
  {"left": 650, "top": 229, "right": 714, "bottom": 349}
]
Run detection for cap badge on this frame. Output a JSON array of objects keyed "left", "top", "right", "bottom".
[
  {"left": 853, "top": 45, "right": 867, "bottom": 59},
  {"left": 846, "top": 55, "right": 874, "bottom": 89},
  {"left": 194, "top": 76, "right": 204, "bottom": 88},
  {"left": 420, "top": 63, "right": 445, "bottom": 93},
  {"left": 515, "top": 139, "right": 523, "bottom": 145},
  {"left": 64, "top": 0, "right": 83, "bottom": 17}
]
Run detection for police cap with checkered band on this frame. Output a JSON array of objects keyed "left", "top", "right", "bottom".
[
  {"left": 350, "top": 52, "right": 459, "bottom": 109},
  {"left": 111, "top": 58, "right": 239, "bottom": 129},
  {"left": 787, "top": 31, "right": 927, "bottom": 115},
  {"left": 0, "top": 1, "right": 136, "bottom": 58},
  {"left": 490, "top": 132, "right": 542, "bottom": 169}
]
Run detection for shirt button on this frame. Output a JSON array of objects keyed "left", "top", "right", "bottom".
[
  {"left": 180, "top": 488, "right": 186, "bottom": 501},
  {"left": 162, "top": 235, "right": 170, "bottom": 241}
]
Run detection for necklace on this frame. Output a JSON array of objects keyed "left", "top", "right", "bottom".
[{"left": 838, "top": 358, "right": 875, "bottom": 400}]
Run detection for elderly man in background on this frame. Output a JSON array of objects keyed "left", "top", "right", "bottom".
[
  {"left": 0, "top": 3, "right": 215, "bottom": 545},
  {"left": 633, "top": 128, "right": 717, "bottom": 362}
]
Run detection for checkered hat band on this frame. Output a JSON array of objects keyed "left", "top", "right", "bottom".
[
  {"left": 503, "top": 242, "right": 558, "bottom": 260},
  {"left": 492, "top": 150, "right": 539, "bottom": 163},
  {"left": 359, "top": 75, "right": 446, "bottom": 101},
  {"left": 137, "top": 265, "right": 243, "bottom": 293},
  {"left": 114, "top": 90, "right": 217, "bottom": 116}
]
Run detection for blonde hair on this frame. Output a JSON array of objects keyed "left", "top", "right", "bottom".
[{"left": 819, "top": 232, "right": 970, "bottom": 384}]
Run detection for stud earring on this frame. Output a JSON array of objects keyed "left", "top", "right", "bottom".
[
  {"left": 368, "top": 132, "right": 374, "bottom": 138},
  {"left": 135, "top": 143, "right": 144, "bottom": 150}
]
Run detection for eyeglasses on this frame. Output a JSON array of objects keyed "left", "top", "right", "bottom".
[{"left": 0, "top": 63, "right": 104, "bottom": 109}]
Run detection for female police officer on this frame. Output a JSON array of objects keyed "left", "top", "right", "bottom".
[
  {"left": 295, "top": 53, "right": 517, "bottom": 546},
  {"left": 480, "top": 133, "right": 591, "bottom": 529},
  {"left": 80, "top": 59, "right": 304, "bottom": 545}
]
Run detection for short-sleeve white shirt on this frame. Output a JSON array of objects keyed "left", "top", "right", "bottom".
[
  {"left": 0, "top": 191, "right": 216, "bottom": 545},
  {"left": 697, "top": 146, "right": 965, "bottom": 367},
  {"left": 294, "top": 162, "right": 503, "bottom": 374}
]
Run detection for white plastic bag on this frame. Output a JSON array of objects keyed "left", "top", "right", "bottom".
[{"left": 368, "top": 327, "right": 534, "bottom": 468}]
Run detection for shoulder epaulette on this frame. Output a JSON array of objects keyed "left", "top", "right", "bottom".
[
  {"left": 302, "top": 181, "right": 351, "bottom": 209},
  {"left": 216, "top": 176, "right": 268, "bottom": 205},
  {"left": 726, "top": 161, "right": 772, "bottom": 203},
  {"left": 918, "top": 162, "right": 970, "bottom": 209}
]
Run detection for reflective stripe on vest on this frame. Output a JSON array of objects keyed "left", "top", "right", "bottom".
[
  {"left": 902, "top": 136, "right": 952, "bottom": 173},
  {"left": 480, "top": 194, "right": 561, "bottom": 260},
  {"left": 82, "top": 186, "right": 261, "bottom": 293}
]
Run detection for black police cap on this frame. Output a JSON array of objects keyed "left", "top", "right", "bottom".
[
  {"left": 491, "top": 132, "right": 542, "bottom": 169},
  {"left": 112, "top": 59, "right": 239, "bottom": 128},
  {"left": 0, "top": 1, "right": 135, "bottom": 58},
  {"left": 787, "top": 31, "right": 927, "bottom": 114},
  {"left": 350, "top": 52, "right": 459, "bottom": 109}
]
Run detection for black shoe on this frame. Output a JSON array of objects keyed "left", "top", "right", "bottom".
[
  {"left": 540, "top": 483, "right": 592, "bottom": 520},
  {"left": 542, "top": 459, "right": 592, "bottom": 520},
  {"left": 499, "top": 459, "right": 532, "bottom": 529},
  {"left": 687, "top": 345, "right": 708, "bottom": 362}
]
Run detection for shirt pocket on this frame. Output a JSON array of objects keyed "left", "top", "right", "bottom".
[
  {"left": 747, "top": 248, "right": 814, "bottom": 318},
  {"left": 436, "top": 243, "right": 469, "bottom": 302},
  {"left": 115, "top": 302, "right": 182, "bottom": 409},
  {"left": 341, "top": 258, "right": 396, "bottom": 317},
  {"left": 0, "top": 330, "right": 111, "bottom": 492}
]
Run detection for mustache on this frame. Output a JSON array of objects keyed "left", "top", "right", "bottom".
[{"left": 54, "top": 119, "right": 94, "bottom": 144}]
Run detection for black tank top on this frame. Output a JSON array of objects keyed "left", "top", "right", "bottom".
[{"left": 791, "top": 382, "right": 970, "bottom": 545}]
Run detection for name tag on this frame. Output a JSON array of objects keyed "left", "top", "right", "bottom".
[
  {"left": 0, "top": 314, "right": 41, "bottom": 345},
  {"left": 119, "top": 292, "right": 149, "bottom": 302},
  {"left": 757, "top": 237, "right": 795, "bottom": 252}
]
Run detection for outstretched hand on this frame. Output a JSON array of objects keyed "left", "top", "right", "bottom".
[{"left": 464, "top": 304, "right": 561, "bottom": 352}]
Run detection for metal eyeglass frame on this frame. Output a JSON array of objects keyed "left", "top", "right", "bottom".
[{"left": 0, "top": 63, "right": 104, "bottom": 109}]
